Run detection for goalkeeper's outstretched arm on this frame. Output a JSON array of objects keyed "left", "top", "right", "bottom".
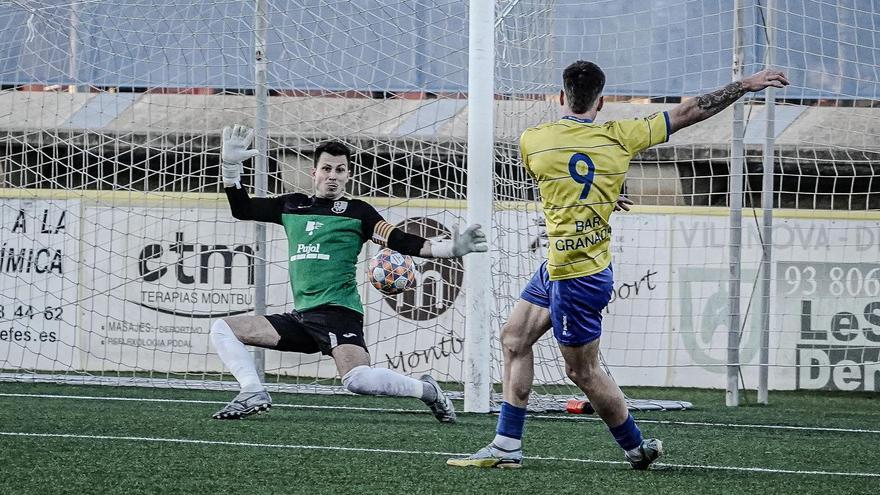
[
  {"left": 666, "top": 69, "right": 790, "bottom": 133},
  {"left": 364, "top": 208, "right": 488, "bottom": 259},
  {"left": 224, "top": 186, "right": 285, "bottom": 224}
]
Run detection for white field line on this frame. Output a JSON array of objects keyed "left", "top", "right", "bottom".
[
  {"left": 2, "top": 392, "right": 879, "bottom": 435},
  {"left": 0, "top": 392, "right": 417, "bottom": 412},
  {"left": 529, "top": 414, "right": 880, "bottom": 435},
  {"left": 1, "top": 431, "right": 879, "bottom": 479}
]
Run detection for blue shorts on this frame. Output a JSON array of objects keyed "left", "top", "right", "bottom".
[{"left": 520, "top": 261, "right": 614, "bottom": 346}]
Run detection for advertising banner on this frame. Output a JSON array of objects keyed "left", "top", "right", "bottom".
[
  {"left": 80, "top": 205, "right": 289, "bottom": 372},
  {"left": 3, "top": 196, "right": 877, "bottom": 392},
  {"left": 0, "top": 199, "right": 79, "bottom": 371}
]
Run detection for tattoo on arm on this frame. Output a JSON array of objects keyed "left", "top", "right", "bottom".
[{"left": 695, "top": 81, "right": 746, "bottom": 115}]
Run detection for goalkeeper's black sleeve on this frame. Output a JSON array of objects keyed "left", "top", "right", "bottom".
[
  {"left": 359, "top": 203, "right": 426, "bottom": 256},
  {"left": 224, "top": 185, "right": 287, "bottom": 224},
  {"left": 387, "top": 228, "right": 427, "bottom": 256}
]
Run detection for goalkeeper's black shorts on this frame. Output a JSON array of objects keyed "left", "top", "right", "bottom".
[{"left": 265, "top": 305, "right": 365, "bottom": 355}]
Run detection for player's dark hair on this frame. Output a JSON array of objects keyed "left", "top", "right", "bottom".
[
  {"left": 313, "top": 140, "right": 352, "bottom": 167},
  {"left": 562, "top": 60, "right": 605, "bottom": 114}
]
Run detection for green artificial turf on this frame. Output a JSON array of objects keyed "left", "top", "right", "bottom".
[{"left": 0, "top": 383, "right": 876, "bottom": 494}]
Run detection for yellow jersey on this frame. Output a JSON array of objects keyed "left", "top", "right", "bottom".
[{"left": 521, "top": 112, "right": 670, "bottom": 280}]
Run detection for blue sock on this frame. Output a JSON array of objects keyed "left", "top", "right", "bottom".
[
  {"left": 609, "top": 414, "right": 643, "bottom": 451},
  {"left": 496, "top": 402, "right": 527, "bottom": 441}
]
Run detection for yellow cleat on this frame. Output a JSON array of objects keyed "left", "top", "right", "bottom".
[{"left": 446, "top": 444, "right": 523, "bottom": 469}]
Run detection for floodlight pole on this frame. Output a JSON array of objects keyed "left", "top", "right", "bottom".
[
  {"left": 252, "top": 0, "right": 269, "bottom": 381},
  {"left": 464, "top": 0, "right": 494, "bottom": 413}
]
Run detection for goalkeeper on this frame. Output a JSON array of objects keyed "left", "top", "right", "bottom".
[
  {"left": 210, "top": 126, "right": 487, "bottom": 422},
  {"left": 447, "top": 61, "right": 789, "bottom": 469}
]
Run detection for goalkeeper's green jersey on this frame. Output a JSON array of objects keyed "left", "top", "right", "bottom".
[{"left": 225, "top": 187, "right": 423, "bottom": 314}]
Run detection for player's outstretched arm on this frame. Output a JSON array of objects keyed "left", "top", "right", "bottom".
[
  {"left": 420, "top": 224, "right": 488, "bottom": 258},
  {"left": 221, "top": 125, "right": 283, "bottom": 224},
  {"left": 221, "top": 125, "right": 260, "bottom": 188},
  {"left": 614, "top": 195, "right": 634, "bottom": 212},
  {"left": 666, "top": 69, "right": 790, "bottom": 133},
  {"left": 366, "top": 207, "right": 487, "bottom": 258}
]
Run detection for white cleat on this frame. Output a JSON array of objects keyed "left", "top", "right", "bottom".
[
  {"left": 420, "top": 374, "right": 456, "bottom": 423},
  {"left": 212, "top": 390, "right": 272, "bottom": 420},
  {"left": 447, "top": 443, "right": 523, "bottom": 469},
  {"left": 626, "top": 438, "right": 663, "bottom": 470}
]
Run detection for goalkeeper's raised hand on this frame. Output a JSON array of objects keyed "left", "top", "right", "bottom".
[
  {"left": 430, "top": 224, "right": 488, "bottom": 258},
  {"left": 221, "top": 125, "right": 260, "bottom": 187}
]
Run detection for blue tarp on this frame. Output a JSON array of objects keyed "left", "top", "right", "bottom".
[{"left": 0, "top": 0, "right": 876, "bottom": 98}]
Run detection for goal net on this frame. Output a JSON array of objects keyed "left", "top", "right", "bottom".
[{"left": 1, "top": 1, "right": 877, "bottom": 410}]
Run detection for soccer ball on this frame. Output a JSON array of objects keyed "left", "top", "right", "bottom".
[{"left": 367, "top": 248, "right": 418, "bottom": 295}]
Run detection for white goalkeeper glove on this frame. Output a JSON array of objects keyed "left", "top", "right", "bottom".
[
  {"left": 221, "top": 125, "right": 259, "bottom": 187},
  {"left": 431, "top": 224, "right": 489, "bottom": 258}
]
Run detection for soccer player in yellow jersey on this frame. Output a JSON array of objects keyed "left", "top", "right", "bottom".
[{"left": 448, "top": 61, "right": 789, "bottom": 469}]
